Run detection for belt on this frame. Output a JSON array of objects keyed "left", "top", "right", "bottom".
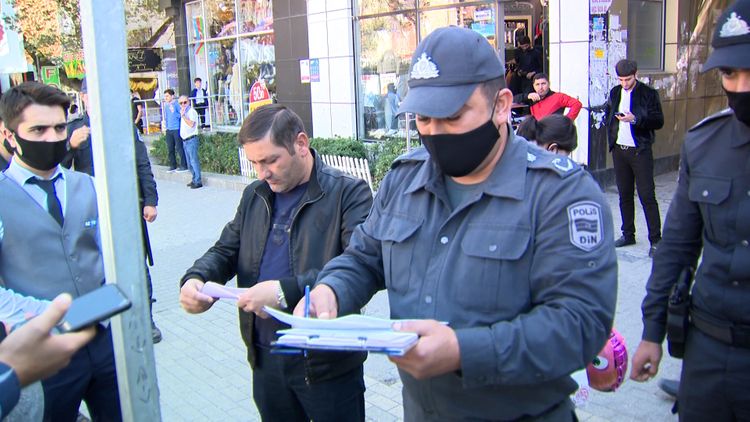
[
  {"left": 690, "top": 308, "right": 750, "bottom": 349},
  {"left": 618, "top": 145, "right": 635, "bottom": 150}
]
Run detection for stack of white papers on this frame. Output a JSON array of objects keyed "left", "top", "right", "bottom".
[{"left": 264, "top": 307, "right": 419, "bottom": 356}]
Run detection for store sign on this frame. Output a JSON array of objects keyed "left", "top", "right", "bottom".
[
  {"left": 590, "top": 0, "right": 612, "bottom": 14},
  {"left": 249, "top": 81, "right": 272, "bottom": 112},
  {"left": 41, "top": 66, "right": 60, "bottom": 87},
  {"left": 474, "top": 9, "right": 493, "bottom": 22},
  {"left": 63, "top": 51, "right": 85, "bottom": 79},
  {"left": 128, "top": 48, "right": 163, "bottom": 73}
]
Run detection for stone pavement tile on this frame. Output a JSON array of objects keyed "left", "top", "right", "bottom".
[
  {"left": 367, "top": 381, "right": 403, "bottom": 400},
  {"left": 364, "top": 392, "right": 400, "bottom": 411},
  {"left": 365, "top": 406, "right": 401, "bottom": 422}
]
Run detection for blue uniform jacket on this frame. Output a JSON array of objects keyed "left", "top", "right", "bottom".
[{"left": 318, "top": 131, "right": 617, "bottom": 420}]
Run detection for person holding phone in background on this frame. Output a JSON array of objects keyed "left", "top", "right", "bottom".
[
  {"left": 605, "top": 59, "right": 664, "bottom": 257},
  {"left": 0, "top": 82, "right": 122, "bottom": 421}
]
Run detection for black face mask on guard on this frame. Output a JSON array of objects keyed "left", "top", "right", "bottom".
[{"left": 725, "top": 89, "right": 750, "bottom": 126}]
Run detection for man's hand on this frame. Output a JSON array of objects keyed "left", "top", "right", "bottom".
[
  {"left": 0, "top": 294, "right": 95, "bottom": 387},
  {"left": 389, "top": 320, "right": 461, "bottom": 380},
  {"left": 69, "top": 126, "right": 91, "bottom": 149},
  {"left": 179, "top": 278, "right": 216, "bottom": 314},
  {"left": 630, "top": 340, "right": 663, "bottom": 382},
  {"left": 527, "top": 92, "right": 541, "bottom": 102},
  {"left": 237, "top": 280, "right": 280, "bottom": 318},
  {"left": 616, "top": 111, "right": 636, "bottom": 123},
  {"left": 292, "top": 284, "right": 338, "bottom": 319},
  {"left": 143, "top": 206, "right": 157, "bottom": 223}
]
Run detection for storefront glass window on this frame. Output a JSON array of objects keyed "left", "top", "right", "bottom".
[
  {"left": 357, "top": 0, "right": 415, "bottom": 16},
  {"left": 358, "top": 13, "right": 416, "bottom": 138},
  {"left": 627, "top": 0, "right": 664, "bottom": 70},
  {"left": 239, "top": 34, "right": 276, "bottom": 116},
  {"left": 207, "top": 39, "right": 242, "bottom": 125},
  {"left": 238, "top": 0, "right": 274, "bottom": 33},
  {"left": 206, "top": 0, "right": 238, "bottom": 38},
  {"left": 420, "top": 5, "right": 497, "bottom": 47},
  {"left": 186, "top": 0, "right": 275, "bottom": 128}
]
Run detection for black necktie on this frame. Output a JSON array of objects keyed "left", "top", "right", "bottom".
[{"left": 29, "top": 175, "right": 64, "bottom": 226}]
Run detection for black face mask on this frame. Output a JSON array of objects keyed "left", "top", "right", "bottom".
[
  {"left": 420, "top": 117, "right": 500, "bottom": 177},
  {"left": 2, "top": 139, "right": 13, "bottom": 155},
  {"left": 725, "top": 89, "right": 750, "bottom": 126},
  {"left": 13, "top": 132, "right": 68, "bottom": 171}
]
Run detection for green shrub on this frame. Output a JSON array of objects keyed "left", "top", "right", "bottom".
[
  {"left": 370, "top": 137, "right": 421, "bottom": 190},
  {"left": 310, "top": 137, "right": 367, "bottom": 159},
  {"left": 149, "top": 132, "right": 241, "bottom": 175}
]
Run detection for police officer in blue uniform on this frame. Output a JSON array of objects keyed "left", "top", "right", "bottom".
[
  {"left": 630, "top": 1, "right": 750, "bottom": 420},
  {"left": 297, "top": 27, "right": 617, "bottom": 421}
]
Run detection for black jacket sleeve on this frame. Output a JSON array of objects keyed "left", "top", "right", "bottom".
[
  {"left": 635, "top": 86, "right": 664, "bottom": 131},
  {"left": 133, "top": 126, "right": 158, "bottom": 207}
]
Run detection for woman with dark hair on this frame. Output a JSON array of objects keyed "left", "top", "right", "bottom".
[{"left": 517, "top": 114, "right": 577, "bottom": 156}]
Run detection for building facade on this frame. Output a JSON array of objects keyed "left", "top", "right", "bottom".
[{"left": 163, "top": 0, "right": 730, "bottom": 183}]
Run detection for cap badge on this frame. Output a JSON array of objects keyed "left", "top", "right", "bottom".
[
  {"left": 720, "top": 12, "right": 750, "bottom": 38},
  {"left": 410, "top": 53, "right": 439, "bottom": 80}
]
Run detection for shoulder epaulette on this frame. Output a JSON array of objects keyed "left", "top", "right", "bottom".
[
  {"left": 391, "top": 147, "right": 429, "bottom": 170},
  {"left": 688, "top": 108, "right": 733, "bottom": 132},
  {"left": 526, "top": 148, "right": 581, "bottom": 178}
]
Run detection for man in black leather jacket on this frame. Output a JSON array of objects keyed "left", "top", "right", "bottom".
[{"left": 179, "top": 104, "right": 372, "bottom": 422}]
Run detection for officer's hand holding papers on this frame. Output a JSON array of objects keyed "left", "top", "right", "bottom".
[{"left": 291, "top": 285, "right": 460, "bottom": 378}]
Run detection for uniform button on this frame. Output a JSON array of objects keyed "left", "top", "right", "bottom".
[
  {"left": 440, "top": 236, "right": 449, "bottom": 245},
  {"left": 489, "top": 244, "right": 497, "bottom": 252},
  {"left": 75, "top": 276, "right": 81, "bottom": 282},
  {"left": 702, "top": 190, "right": 709, "bottom": 197},
  {"left": 732, "top": 280, "right": 740, "bottom": 286},
  {"left": 70, "top": 255, "right": 76, "bottom": 261},
  {"left": 742, "top": 240, "right": 749, "bottom": 247},
  {"left": 424, "top": 295, "right": 432, "bottom": 304}
]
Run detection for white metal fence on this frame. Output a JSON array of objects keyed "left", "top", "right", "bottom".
[{"left": 238, "top": 148, "right": 374, "bottom": 193}]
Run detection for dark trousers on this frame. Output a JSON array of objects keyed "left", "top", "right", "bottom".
[
  {"left": 612, "top": 145, "right": 661, "bottom": 243},
  {"left": 252, "top": 347, "right": 365, "bottom": 422},
  {"left": 42, "top": 327, "right": 121, "bottom": 422},
  {"left": 678, "top": 328, "right": 750, "bottom": 421},
  {"left": 195, "top": 106, "right": 207, "bottom": 127},
  {"left": 165, "top": 129, "right": 187, "bottom": 170},
  {"left": 403, "top": 389, "right": 577, "bottom": 422}
]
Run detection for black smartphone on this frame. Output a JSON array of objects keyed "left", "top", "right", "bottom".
[{"left": 57, "top": 284, "right": 132, "bottom": 333}]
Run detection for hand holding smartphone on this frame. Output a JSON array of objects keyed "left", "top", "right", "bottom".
[{"left": 57, "top": 284, "right": 132, "bottom": 333}]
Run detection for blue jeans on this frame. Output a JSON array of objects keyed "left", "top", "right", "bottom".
[{"left": 183, "top": 135, "right": 202, "bottom": 184}]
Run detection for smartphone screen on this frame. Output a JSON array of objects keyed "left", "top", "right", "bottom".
[{"left": 58, "top": 284, "right": 132, "bottom": 333}]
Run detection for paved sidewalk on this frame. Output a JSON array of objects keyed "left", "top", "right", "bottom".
[{"left": 146, "top": 166, "right": 681, "bottom": 421}]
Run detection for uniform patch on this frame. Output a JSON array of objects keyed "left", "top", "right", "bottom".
[
  {"left": 567, "top": 201, "right": 603, "bottom": 251},
  {"left": 553, "top": 157, "right": 573, "bottom": 172}
]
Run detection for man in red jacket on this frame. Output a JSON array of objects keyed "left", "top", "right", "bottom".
[{"left": 514, "top": 73, "right": 582, "bottom": 120}]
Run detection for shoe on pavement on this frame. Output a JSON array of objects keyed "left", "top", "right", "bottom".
[
  {"left": 614, "top": 236, "right": 636, "bottom": 247},
  {"left": 190, "top": 183, "right": 203, "bottom": 189},
  {"left": 167, "top": 168, "right": 177, "bottom": 173},
  {"left": 658, "top": 378, "right": 679, "bottom": 398},
  {"left": 152, "top": 323, "right": 162, "bottom": 344},
  {"left": 187, "top": 182, "right": 194, "bottom": 187},
  {"left": 176, "top": 168, "right": 190, "bottom": 173}
]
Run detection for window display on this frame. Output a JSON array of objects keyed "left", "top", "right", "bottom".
[{"left": 186, "top": 0, "right": 275, "bottom": 128}]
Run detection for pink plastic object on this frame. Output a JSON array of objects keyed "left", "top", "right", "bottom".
[{"left": 586, "top": 328, "right": 628, "bottom": 392}]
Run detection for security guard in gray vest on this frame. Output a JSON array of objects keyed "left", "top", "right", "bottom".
[
  {"left": 297, "top": 27, "right": 617, "bottom": 421},
  {"left": 630, "top": 1, "right": 750, "bottom": 420}
]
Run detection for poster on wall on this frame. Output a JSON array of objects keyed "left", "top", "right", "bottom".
[
  {"left": 300, "top": 59, "right": 310, "bottom": 84},
  {"left": 309, "top": 59, "right": 320, "bottom": 83},
  {"left": 41, "top": 66, "right": 60, "bottom": 87},
  {"left": 162, "top": 49, "right": 178, "bottom": 91},
  {"left": 63, "top": 51, "right": 85, "bottom": 79},
  {"left": 249, "top": 81, "right": 272, "bottom": 113},
  {"left": 590, "top": 0, "right": 612, "bottom": 14}
]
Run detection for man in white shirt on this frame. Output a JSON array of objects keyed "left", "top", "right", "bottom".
[
  {"left": 605, "top": 59, "right": 664, "bottom": 257},
  {"left": 179, "top": 95, "right": 202, "bottom": 189}
]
